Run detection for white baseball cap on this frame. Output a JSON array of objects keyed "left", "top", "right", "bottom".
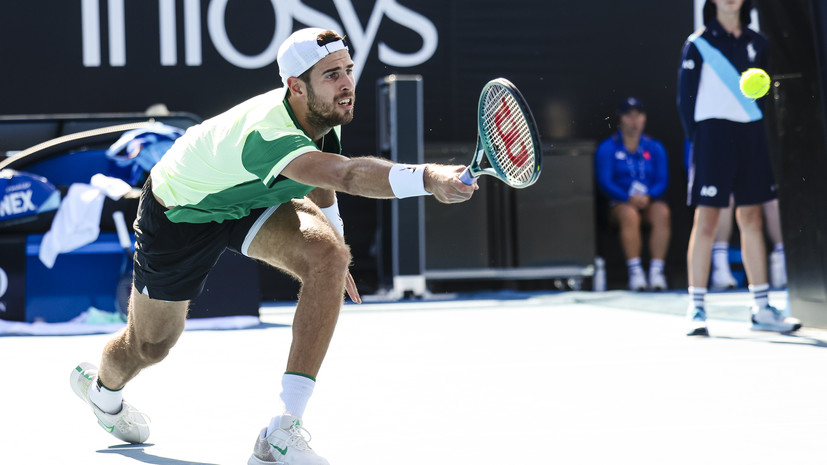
[{"left": 277, "top": 28, "right": 348, "bottom": 87}]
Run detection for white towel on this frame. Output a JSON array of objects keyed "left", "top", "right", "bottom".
[{"left": 38, "top": 174, "right": 131, "bottom": 269}]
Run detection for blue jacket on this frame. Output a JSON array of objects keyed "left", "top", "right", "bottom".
[
  {"left": 595, "top": 132, "right": 668, "bottom": 202},
  {"left": 677, "top": 19, "right": 769, "bottom": 140}
]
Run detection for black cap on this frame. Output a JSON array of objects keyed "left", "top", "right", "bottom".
[{"left": 617, "top": 97, "right": 645, "bottom": 115}]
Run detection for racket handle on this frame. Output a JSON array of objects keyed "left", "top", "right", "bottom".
[
  {"left": 112, "top": 211, "right": 132, "bottom": 251},
  {"left": 459, "top": 167, "right": 475, "bottom": 185}
]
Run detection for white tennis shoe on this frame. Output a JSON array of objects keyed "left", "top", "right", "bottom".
[
  {"left": 710, "top": 265, "right": 738, "bottom": 290},
  {"left": 649, "top": 268, "right": 667, "bottom": 291},
  {"left": 248, "top": 415, "right": 329, "bottom": 465},
  {"left": 751, "top": 305, "right": 801, "bottom": 333},
  {"left": 628, "top": 268, "right": 648, "bottom": 292},
  {"left": 686, "top": 305, "right": 709, "bottom": 336},
  {"left": 70, "top": 362, "right": 150, "bottom": 444}
]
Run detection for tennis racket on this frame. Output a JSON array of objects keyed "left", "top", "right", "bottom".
[
  {"left": 112, "top": 210, "right": 133, "bottom": 318},
  {"left": 459, "top": 78, "right": 542, "bottom": 188}
]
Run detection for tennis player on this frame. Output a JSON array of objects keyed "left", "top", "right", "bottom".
[{"left": 70, "top": 27, "right": 477, "bottom": 465}]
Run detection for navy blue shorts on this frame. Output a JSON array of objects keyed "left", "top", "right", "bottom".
[
  {"left": 132, "top": 178, "right": 279, "bottom": 301},
  {"left": 687, "top": 119, "right": 776, "bottom": 207}
]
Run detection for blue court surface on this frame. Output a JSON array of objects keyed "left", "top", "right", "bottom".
[{"left": 3, "top": 289, "right": 827, "bottom": 465}]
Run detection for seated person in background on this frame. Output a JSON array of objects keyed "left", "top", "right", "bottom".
[{"left": 595, "top": 97, "right": 671, "bottom": 291}]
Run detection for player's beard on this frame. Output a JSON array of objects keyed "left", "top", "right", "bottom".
[{"left": 306, "top": 83, "right": 354, "bottom": 129}]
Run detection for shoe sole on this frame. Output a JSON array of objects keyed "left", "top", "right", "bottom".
[
  {"left": 686, "top": 327, "right": 709, "bottom": 337},
  {"left": 750, "top": 323, "right": 801, "bottom": 333}
]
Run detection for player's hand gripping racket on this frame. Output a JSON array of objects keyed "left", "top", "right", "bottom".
[
  {"left": 459, "top": 78, "right": 542, "bottom": 188},
  {"left": 112, "top": 211, "right": 133, "bottom": 318}
]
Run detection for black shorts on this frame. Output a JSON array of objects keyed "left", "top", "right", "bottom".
[
  {"left": 687, "top": 119, "right": 777, "bottom": 207},
  {"left": 132, "top": 178, "right": 279, "bottom": 301}
]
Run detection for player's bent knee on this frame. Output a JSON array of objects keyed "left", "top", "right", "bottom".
[
  {"left": 318, "top": 240, "right": 351, "bottom": 271},
  {"left": 296, "top": 238, "right": 351, "bottom": 279}
]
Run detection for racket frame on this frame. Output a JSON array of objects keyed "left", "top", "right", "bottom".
[{"left": 461, "top": 78, "right": 543, "bottom": 188}]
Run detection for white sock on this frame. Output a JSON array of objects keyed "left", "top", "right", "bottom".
[
  {"left": 88, "top": 377, "right": 123, "bottom": 414},
  {"left": 711, "top": 242, "right": 730, "bottom": 270},
  {"left": 773, "top": 243, "right": 784, "bottom": 254},
  {"left": 749, "top": 283, "right": 770, "bottom": 309},
  {"left": 267, "top": 373, "right": 315, "bottom": 436},
  {"left": 689, "top": 286, "right": 707, "bottom": 309},
  {"left": 650, "top": 258, "right": 665, "bottom": 275},
  {"left": 627, "top": 257, "right": 644, "bottom": 277}
]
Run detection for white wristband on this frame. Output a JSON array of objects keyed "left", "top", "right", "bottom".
[
  {"left": 388, "top": 164, "right": 432, "bottom": 198},
  {"left": 320, "top": 198, "right": 344, "bottom": 237}
]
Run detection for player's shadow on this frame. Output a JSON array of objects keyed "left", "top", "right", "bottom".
[{"left": 97, "top": 444, "right": 219, "bottom": 465}]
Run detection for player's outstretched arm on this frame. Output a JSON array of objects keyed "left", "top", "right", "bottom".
[
  {"left": 423, "top": 164, "right": 479, "bottom": 204},
  {"left": 282, "top": 151, "right": 477, "bottom": 203}
]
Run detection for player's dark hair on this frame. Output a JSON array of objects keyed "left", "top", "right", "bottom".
[{"left": 703, "top": 0, "right": 754, "bottom": 27}]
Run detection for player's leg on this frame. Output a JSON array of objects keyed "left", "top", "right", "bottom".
[
  {"left": 710, "top": 196, "right": 738, "bottom": 290},
  {"left": 688, "top": 206, "right": 721, "bottom": 289},
  {"left": 610, "top": 203, "right": 647, "bottom": 290},
  {"left": 686, "top": 206, "right": 720, "bottom": 335},
  {"left": 99, "top": 291, "right": 189, "bottom": 390},
  {"left": 735, "top": 204, "right": 790, "bottom": 329},
  {"left": 244, "top": 198, "right": 348, "bottom": 465},
  {"left": 685, "top": 120, "right": 737, "bottom": 335},
  {"left": 735, "top": 204, "right": 767, "bottom": 287},
  {"left": 69, "top": 290, "right": 188, "bottom": 445},
  {"left": 644, "top": 200, "right": 670, "bottom": 290},
  {"left": 247, "top": 198, "right": 349, "bottom": 379},
  {"left": 734, "top": 121, "right": 799, "bottom": 331},
  {"left": 763, "top": 199, "right": 787, "bottom": 288},
  {"left": 71, "top": 177, "right": 226, "bottom": 444}
]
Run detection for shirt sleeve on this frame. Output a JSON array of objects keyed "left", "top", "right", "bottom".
[
  {"left": 677, "top": 40, "right": 702, "bottom": 139},
  {"left": 594, "top": 139, "right": 629, "bottom": 202},
  {"left": 241, "top": 129, "right": 317, "bottom": 187}
]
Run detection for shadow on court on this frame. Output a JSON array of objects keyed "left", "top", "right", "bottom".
[
  {"left": 97, "top": 445, "right": 219, "bottom": 465},
  {"left": 709, "top": 332, "right": 827, "bottom": 349}
]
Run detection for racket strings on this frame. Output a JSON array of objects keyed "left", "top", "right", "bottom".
[{"left": 479, "top": 87, "right": 537, "bottom": 185}]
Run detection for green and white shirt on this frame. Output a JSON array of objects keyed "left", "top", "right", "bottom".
[{"left": 150, "top": 87, "right": 341, "bottom": 223}]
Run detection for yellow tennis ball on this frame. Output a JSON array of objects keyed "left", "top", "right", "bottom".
[{"left": 739, "top": 68, "right": 771, "bottom": 99}]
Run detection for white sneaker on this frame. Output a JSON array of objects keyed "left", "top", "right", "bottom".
[
  {"left": 70, "top": 362, "right": 150, "bottom": 444},
  {"left": 649, "top": 268, "right": 667, "bottom": 291},
  {"left": 751, "top": 305, "right": 801, "bottom": 333},
  {"left": 710, "top": 266, "right": 738, "bottom": 290},
  {"left": 686, "top": 304, "right": 709, "bottom": 336},
  {"left": 248, "top": 416, "right": 329, "bottom": 465},
  {"left": 628, "top": 269, "right": 648, "bottom": 292},
  {"left": 770, "top": 251, "right": 788, "bottom": 289}
]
